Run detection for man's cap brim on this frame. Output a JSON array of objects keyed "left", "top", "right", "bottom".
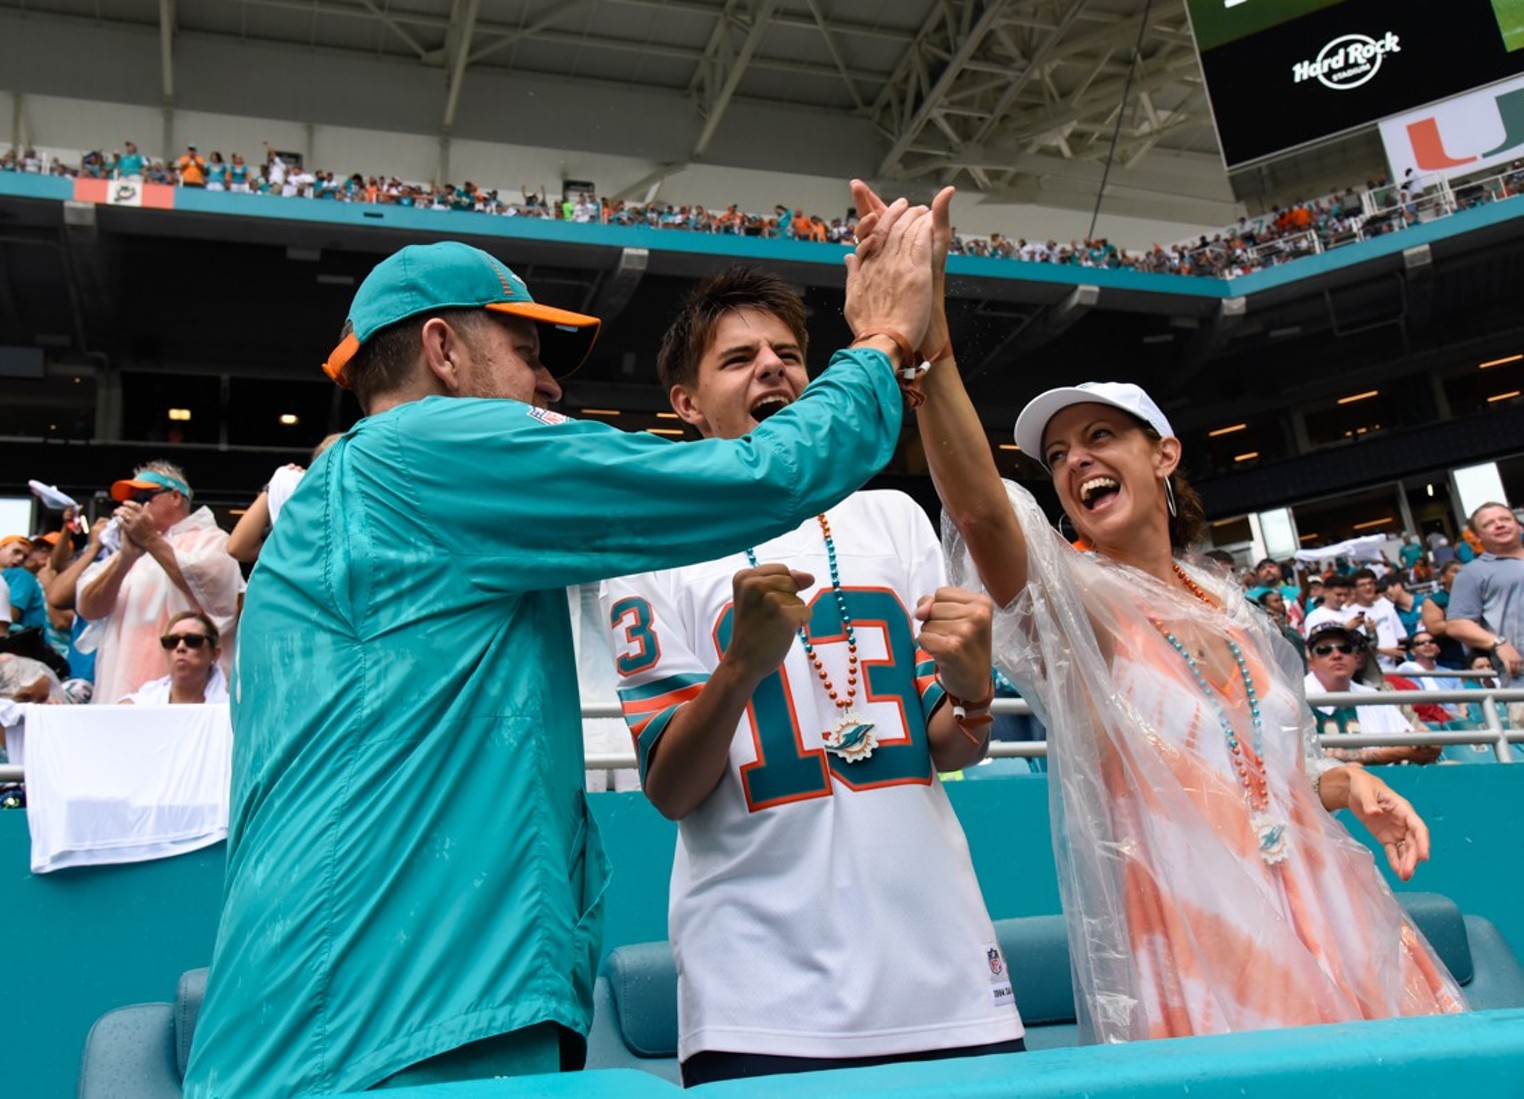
[{"left": 322, "top": 302, "right": 601, "bottom": 387}]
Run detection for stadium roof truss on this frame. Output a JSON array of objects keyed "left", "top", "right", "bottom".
[{"left": 2, "top": 0, "right": 1234, "bottom": 220}]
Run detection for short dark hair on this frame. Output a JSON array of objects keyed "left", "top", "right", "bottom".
[
  {"left": 656, "top": 266, "right": 809, "bottom": 392},
  {"left": 1255, "top": 557, "right": 1278, "bottom": 570},
  {"left": 1379, "top": 571, "right": 1406, "bottom": 590},
  {"left": 1350, "top": 567, "right": 1378, "bottom": 584},
  {"left": 1324, "top": 574, "right": 1355, "bottom": 590},
  {"left": 345, "top": 308, "right": 491, "bottom": 414},
  {"left": 166, "top": 609, "right": 220, "bottom": 648}
]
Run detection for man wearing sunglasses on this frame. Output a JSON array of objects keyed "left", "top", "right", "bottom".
[
  {"left": 76, "top": 463, "right": 241, "bottom": 708},
  {"left": 117, "top": 610, "right": 227, "bottom": 705},
  {"left": 1304, "top": 623, "right": 1440, "bottom": 766}
]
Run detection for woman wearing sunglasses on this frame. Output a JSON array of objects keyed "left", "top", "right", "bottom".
[
  {"left": 118, "top": 611, "right": 227, "bottom": 705},
  {"left": 856, "top": 181, "right": 1466, "bottom": 1043}
]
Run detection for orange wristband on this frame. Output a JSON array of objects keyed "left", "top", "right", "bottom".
[
  {"left": 851, "top": 327, "right": 915, "bottom": 371},
  {"left": 946, "top": 677, "right": 996, "bottom": 729}
]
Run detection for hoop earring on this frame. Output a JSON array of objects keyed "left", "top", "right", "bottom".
[
  {"left": 1164, "top": 477, "right": 1178, "bottom": 518},
  {"left": 1056, "top": 512, "right": 1077, "bottom": 542}
]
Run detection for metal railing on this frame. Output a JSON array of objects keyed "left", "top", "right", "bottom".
[
  {"left": 582, "top": 686, "right": 1524, "bottom": 769},
  {"left": 3, "top": 686, "right": 1518, "bottom": 783},
  {"left": 1178, "top": 166, "right": 1524, "bottom": 279}
]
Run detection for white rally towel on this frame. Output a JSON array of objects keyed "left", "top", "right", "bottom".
[{"left": 20, "top": 703, "right": 231, "bottom": 873}]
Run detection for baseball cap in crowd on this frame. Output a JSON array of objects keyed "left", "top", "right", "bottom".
[
  {"left": 1014, "top": 381, "right": 1174, "bottom": 466},
  {"left": 110, "top": 470, "right": 192, "bottom": 503},
  {"left": 1306, "top": 622, "right": 1364, "bottom": 651},
  {"left": 29, "top": 532, "right": 60, "bottom": 546},
  {"left": 0, "top": 534, "right": 32, "bottom": 551},
  {"left": 321, "top": 241, "right": 602, "bottom": 386}
]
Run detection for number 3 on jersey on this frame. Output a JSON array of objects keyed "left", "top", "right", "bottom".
[
  {"left": 716, "top": 587, "right": 933, "bottom": 811},
  {"left": 610, "top": 596, "right": 661, "bottom": 676}
]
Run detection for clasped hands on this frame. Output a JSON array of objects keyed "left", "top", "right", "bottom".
[
  {"left": 111, "top": 501, "right": 162, "bottom": 557},
  {"left": 843, "top": 180, "right": 958, "bottom": 368}
]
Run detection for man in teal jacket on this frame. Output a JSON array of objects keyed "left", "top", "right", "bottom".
[{"left": 186, "top": 203, "right": 935, "bottom": 1095}]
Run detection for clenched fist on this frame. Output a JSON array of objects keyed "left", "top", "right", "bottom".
[
  {"left": 915, "top": 586, "right": 994, "bottom": 702},
  {"left": 724, "top": 564, "right": 816, "bottom": 681}
]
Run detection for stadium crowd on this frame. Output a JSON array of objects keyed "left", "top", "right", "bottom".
[
  {"left": 1, "top": 455, "right": 1519, "bottom": 768},
  {"left": 6, "top": 137, "right": 1523, "bottom": 279}
]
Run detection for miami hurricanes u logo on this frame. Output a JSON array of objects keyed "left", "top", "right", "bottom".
[{"left": 1407, "top": 87, "right": 1524, "bottom": 170}]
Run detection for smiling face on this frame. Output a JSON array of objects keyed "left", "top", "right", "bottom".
[
  {"left": 1041, "top": 402, "right": 1179, "bottom": 553},
  {"left": 669, "top": 308, "right": 808, "bottom": 441},
  {"left": 1353, "top": 575, "right": 1378, "bottom": 606}
]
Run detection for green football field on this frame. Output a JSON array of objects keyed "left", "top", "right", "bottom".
[{"left": 1494, "top": 0, "right": 1524, "bottom": 52}]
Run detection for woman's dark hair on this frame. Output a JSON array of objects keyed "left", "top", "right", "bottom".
[{"left": 1136, "top": 420, "right": 1207, "bottom": 552}]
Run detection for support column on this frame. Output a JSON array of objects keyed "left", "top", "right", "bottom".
[
  {"left": 1395, "top": 481, "right": 1418, "bottom": 538},
  {"left": 94, "top": 361, "right": 123, "bottom": 443}
]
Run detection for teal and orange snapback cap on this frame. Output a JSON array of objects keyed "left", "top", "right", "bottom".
[{"left": 322, "top": 241, "right": 601, "bottom": 385}]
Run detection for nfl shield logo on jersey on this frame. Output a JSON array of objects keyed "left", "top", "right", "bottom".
[
  {"left": 526, "top": 406, "right": 568, "bottom": 425},
  {"left": 987, "top": 947, "right": 1004, "bottom": 977}
]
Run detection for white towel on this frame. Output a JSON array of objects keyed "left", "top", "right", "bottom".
[{"left": 21, "top": 703, "right": 231, "bottom": 873}]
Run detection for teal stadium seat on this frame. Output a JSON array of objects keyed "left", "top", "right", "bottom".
[
  {"left": 582, "top": 896, "right": 1524, "bottom": 1076},
  {"left": 77, "top": 895, "right": 1524, "bottom": 1096}
]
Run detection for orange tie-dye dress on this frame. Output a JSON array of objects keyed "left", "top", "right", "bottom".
[{"left": 948, "top": 481, "right": 1467, "bottom": 1043}]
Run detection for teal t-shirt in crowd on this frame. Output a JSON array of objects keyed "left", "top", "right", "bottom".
[
  {"left": 3, "top": 567, "right": 45, "bottom": 631},
  {"left": 183, "top": 348, "right": 903, "bottom": 1096}
]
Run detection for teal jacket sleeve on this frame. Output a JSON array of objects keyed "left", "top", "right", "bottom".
[{"left": 391, "top": 346, "right": 904, "bottom": 592}]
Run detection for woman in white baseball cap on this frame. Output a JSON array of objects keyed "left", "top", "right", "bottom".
[{"left": 886, "top": 184, "right": 1465, "bottom": 1044}]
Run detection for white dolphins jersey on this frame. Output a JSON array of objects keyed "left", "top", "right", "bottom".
[{"left": 602, "top": 491, "right": 1023, "bottom": 1060}]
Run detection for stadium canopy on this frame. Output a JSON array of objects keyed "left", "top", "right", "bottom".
[{"left": 0, "top": 0, "right": 1238, "bottom": 224}]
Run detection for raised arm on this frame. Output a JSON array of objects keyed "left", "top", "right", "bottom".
[
  {"left": 226, "top": 490, "right": 273, "bottom": 564},
  {"left": 49, "top": 520, "right": 105, "bottom": 611},
  {"left": 854, "top": 181, "right": 1028, "bottom": 606}
]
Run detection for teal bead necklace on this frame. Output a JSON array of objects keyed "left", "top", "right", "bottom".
[
  {"left": 746, "top": 514, "right": 878, "bottom": 763},
  {"left": 1156, "top": 563, "right": 1288, "bottom": 865}
]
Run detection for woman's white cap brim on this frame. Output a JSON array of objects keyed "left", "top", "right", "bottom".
[{"left": 1014, "top": 381, "right": 1174, "bottom": 465}]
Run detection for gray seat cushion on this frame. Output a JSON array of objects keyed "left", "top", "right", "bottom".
[
  {"left": 1401, "top": 892, "right": 1473, "bottom": 984},
  {"left": 993, "top": 914, "right": 1075, "bottom": 1026},
  {"left": 77, "top": 1003, "right": 182, "bottom": 1099},
  {"left": 174, "top": 968, "right": 208, "bottom": 1080},
  {"left": 600, "top": 942, "right": 680, "bottom": 1058}
]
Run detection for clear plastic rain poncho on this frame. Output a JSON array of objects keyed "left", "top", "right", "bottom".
[{"left": 946, "top": 480, "right": 1466, "bottom": 1043}]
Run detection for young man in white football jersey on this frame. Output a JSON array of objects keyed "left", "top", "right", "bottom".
[{"left": 601, "top": 267, "right": 1026, "bottom": 1086}]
